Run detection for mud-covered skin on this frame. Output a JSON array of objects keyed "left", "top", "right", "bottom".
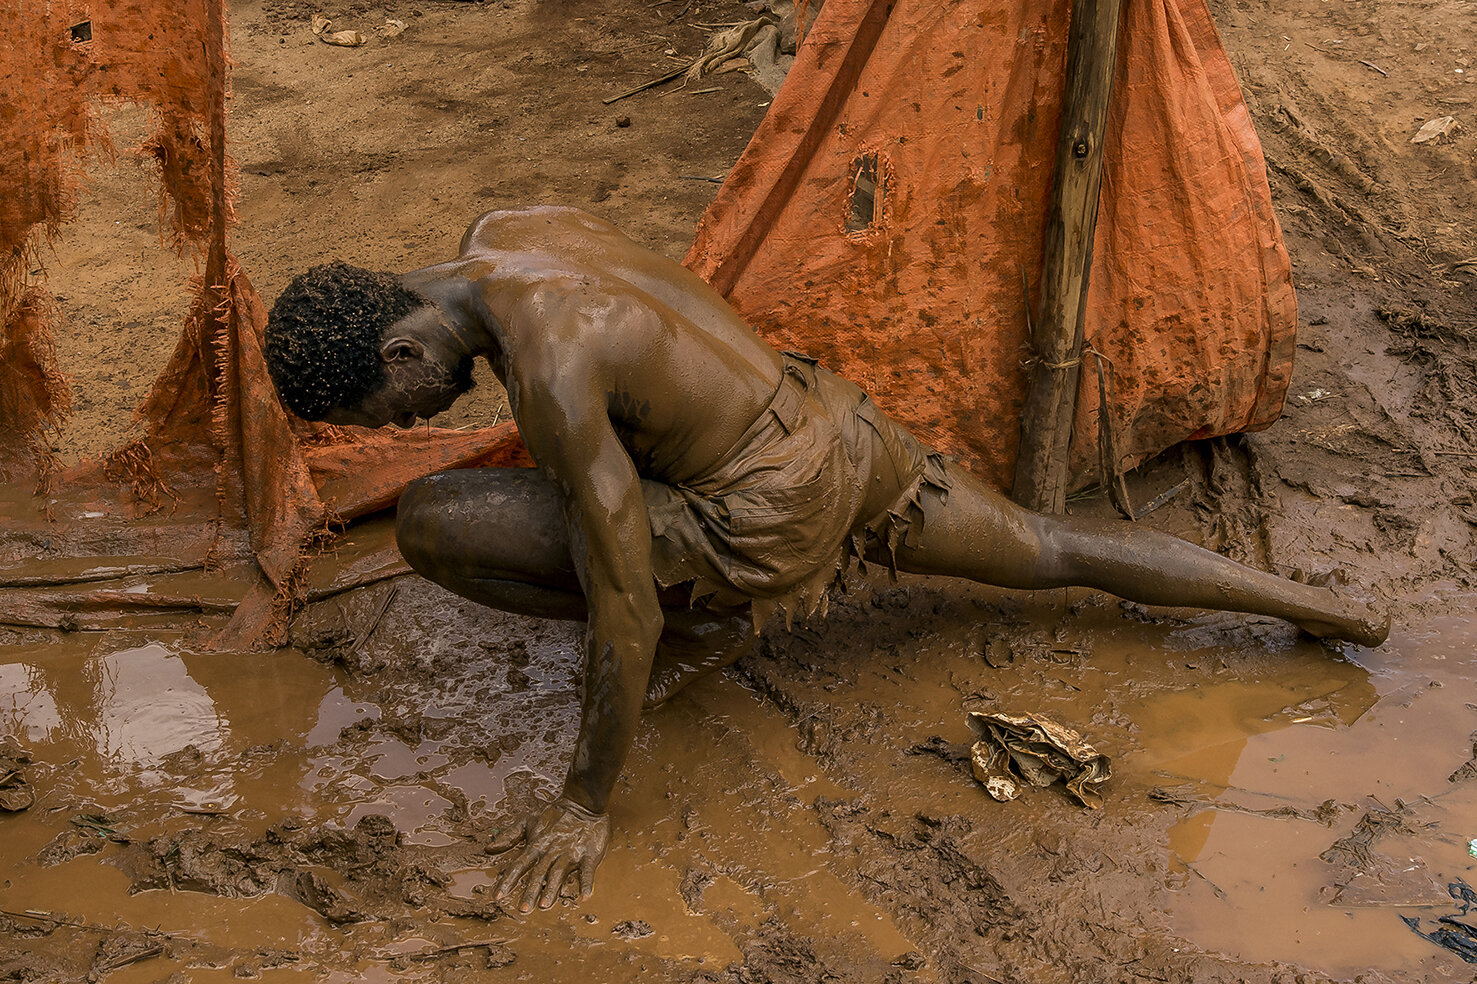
[{"left": 289, "top": 205, "right": 1387, "bottom": 911}]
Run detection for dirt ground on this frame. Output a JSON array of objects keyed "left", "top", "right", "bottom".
[{"left": 4, "top": 0, "right": 1477, "bottom": 982}]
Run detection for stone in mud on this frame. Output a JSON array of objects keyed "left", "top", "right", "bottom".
[
  {"left": 36, "top": 828, "right": 105, "bottom": 866},
  {"left": 286, "top": 869, "right": 369, "bottom": 923},
  {"left": 679, "top": 866, "right": 714, "bottom": 910},
  {"left": 0, "top": 784, "right": 31, "bottom": 812},
  {"left": 612, "top": 919, "right": 653, "bottom": 940},
  {"left": 892, "top": 950, "right": 926, "bottom": 970},
  {"left": 159, "top": 743, "right": 207, "bottom": 775},
  {"left": 1447, "top": 732, "right": 1477, "bottom": 783}
]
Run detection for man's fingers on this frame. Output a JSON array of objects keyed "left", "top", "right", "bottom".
[
  {"left": 579, "top": 856, "right": 597, "bottom": 900},
  {"left": 540, "top": 854, "right": 571, "bottom": 909},
  {"left": 520, "top": 852, "right": 560, "bottom": 913},
  {"left": 494, "top": 848, "right": 536, "bottom": 902}
]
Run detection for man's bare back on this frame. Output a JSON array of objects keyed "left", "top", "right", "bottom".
[
  {"left": 264, "top": 206, "right": 1388, "bottom": 914},
  {"left": 414, "top": 208, "right": 785, "bottom": 487}
]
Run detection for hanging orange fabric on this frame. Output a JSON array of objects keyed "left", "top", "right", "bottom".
[{"left": 686, "top": 0, "right": 1295, "bottom": 491}]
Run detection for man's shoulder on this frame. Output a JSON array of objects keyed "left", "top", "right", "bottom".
[
  {"left": 504, "top": 278, "right": 659, "bottom": 341},
  {"left": 460, "top": 206, "right": 618, "bottom": 253},
  {"left": 494, "top": 277, "right": 657, "bottom": 377}
]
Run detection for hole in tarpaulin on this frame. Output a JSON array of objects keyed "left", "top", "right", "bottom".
[
  {"left": 70, "top": 21, "right": 93, "bottom": 44},
  {"left": 844, "top": 152, "right": 884, "bottom": 233}
]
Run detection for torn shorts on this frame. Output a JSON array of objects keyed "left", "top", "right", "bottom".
[{"left": 643, "top": 353, "right": 951, "bottom": 629}]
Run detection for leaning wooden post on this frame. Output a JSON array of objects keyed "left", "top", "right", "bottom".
[{"left": 1011, "top": 0, "right": 1125, "bottom": 513}]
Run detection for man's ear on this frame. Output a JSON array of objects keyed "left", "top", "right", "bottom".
[{"left": 380, "top": 337, "right": 425, "bottom": 363}]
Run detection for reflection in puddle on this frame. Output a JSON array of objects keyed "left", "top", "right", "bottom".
[
  {"left": 306, "top": 687, "right": 379, "bottom": 748},
  {"left": 95, "top": 644, "right": 226, "bottom": 763},
  {"left": 0, "top": 662, "right": 61, "bottom": 739},
  {"left": 345, "top": 786, "right": 456, "bottom": 846},
  {"left": 446, "top": 867, "right": 499, "bottom": 900},
  {"left": 1, "top": 642, "right": 226, "bottom": 765},
  {"left": 0, "top": 636, "right": 342, "bottom": 813},
  {"left": 1155, "top": 616, "right": 1477, "bottom": 977}
]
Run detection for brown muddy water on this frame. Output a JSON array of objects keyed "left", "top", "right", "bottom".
[{"left": 1, "top": 574, "right": 1474, "bottom": 982}]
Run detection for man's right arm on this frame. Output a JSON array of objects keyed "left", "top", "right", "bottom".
[{"left": 487, "top": 288, "right": 666, "bottom": 910}]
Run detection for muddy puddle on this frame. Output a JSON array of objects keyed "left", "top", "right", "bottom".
[
  {"left": 1, "top": 579, "right": 1474, "bottom": 982},
  {"left": 1160, "top": 613, "right": 1477, "bottom": 977}
]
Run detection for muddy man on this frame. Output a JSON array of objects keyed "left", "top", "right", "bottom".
[{"left": 264, "top": 206, "right": 1388, "bottom": 913}]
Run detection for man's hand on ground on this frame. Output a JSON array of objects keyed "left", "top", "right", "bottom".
[{"left": 488, "top": 797, "right": 610, "bottom": 912}]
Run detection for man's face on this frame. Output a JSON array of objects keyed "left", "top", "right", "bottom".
[{"left": 322, "top": 307, "right": 476, "bottom": 429}]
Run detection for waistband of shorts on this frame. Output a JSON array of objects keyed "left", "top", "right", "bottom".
[
  {"left": 693, "top": 351, "right": 824, "bottom": 481},
  {"left": 771, "top": 351, "right": 819, "bottom": 433}
]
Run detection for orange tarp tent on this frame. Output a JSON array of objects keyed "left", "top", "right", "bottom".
[
  {"left": 0, "top": 0, "right": 526, "bottom": 646},
  {"left": 687, "top": 0, "right": 1296, "bottom": 491}
]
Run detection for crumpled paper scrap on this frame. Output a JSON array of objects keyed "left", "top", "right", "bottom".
[
  {"left": 311, "top": 13, "right": 366, "bottom": 47},
  {"left": 1411, "top": 116, "right": 1459, "bottom": 144},
  {"left": 323, "top": 29, "right": 366, "bottom": 47},
  {"left": 966, "top": 710, "right": 1111, "bottom": 809}
]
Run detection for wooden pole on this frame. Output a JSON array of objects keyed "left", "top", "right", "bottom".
[
  {"left": 1011, "top": 0, "right": 1125, "bottom": 513},
  {"left": 204, "top": 0, "right": 229, "bottom": 290}
]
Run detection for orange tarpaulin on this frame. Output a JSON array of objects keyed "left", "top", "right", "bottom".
[
  {"left": 687, "top": 0, "right": 1296, "bottom": 491},
  {"left": 0, "top": 0, "right": 525, "bottom": 646}
]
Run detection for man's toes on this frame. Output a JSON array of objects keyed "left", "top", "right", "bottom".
[{"left": 642, "top": 674, "right": 679, "bottom": 711}]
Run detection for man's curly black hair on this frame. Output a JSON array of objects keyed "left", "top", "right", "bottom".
[{"left": 264, "top": 261, "right": 429, "bottom": 420}]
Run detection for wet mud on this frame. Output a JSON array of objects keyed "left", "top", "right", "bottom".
[
  {"left": 3, "top": 556, "right": 1475, "bottom": 982},
  {"left": 5, "top": 0, "right": 1477, "bottom": 980}
]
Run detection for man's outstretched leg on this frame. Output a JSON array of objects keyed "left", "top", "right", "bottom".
[
  {"left": 395, "top": 469, "right": 754, "bottom": 707},
  {"left": 880, "top": 460, "right": 1388, "bottom": 647}
]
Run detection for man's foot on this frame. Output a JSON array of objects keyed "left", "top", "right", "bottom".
[
  {"left": 1295, "top": 602, "right": 1391, "bottom": 648},
  {"left": 642, "top": 644, "right": 749, "bottom": 710}
]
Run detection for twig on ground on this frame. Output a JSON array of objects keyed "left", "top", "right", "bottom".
[
  {"left": 101, "top": 946, "right": 165, "bottom": 972},
  {"left": 1133, "top": 480, "right": 1189, "bottom": 520},
  {"left": 367, "top": 940, "right": 509, "bottom": 962},
  {"left": 603, "top": 64, "right": 694, "bottom": 105},
  {"left": 0, "top": 562, "right": 203, "bottom": 589},
  {"left": 0, "top": 909, "right": 171, "bottom": 938},
  {"left": 349, "top": 583, "right": 399, "bottom": 656}
]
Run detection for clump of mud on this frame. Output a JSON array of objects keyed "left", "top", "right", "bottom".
[
  {"left": 0, "top": 736, "right": 33, "bottom": 811},
  {"left": 108, "top": 812, "right": 503, "bottom": 924}
]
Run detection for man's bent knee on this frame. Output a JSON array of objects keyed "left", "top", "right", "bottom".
[{"left": 395, "top": 474, "right": 445, "bottom": 578}]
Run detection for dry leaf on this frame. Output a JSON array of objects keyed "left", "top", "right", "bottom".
[
  {"left": 1412, "top": 115, "right": 1459, "bottom": 144},
  {"left": 322, "top": 30, "right": 367, "bottom": 47}
]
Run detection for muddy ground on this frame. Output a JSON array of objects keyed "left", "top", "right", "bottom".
[{"left": 4, "top": 0, "right": 1477, "bottom": 981}]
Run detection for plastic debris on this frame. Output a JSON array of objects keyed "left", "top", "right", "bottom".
[
  {"left": 1412, "top": 116, "right": 1459, "bottom": 144},
  {"left": 1402, "top": 879, "right": 1477, "bottom": 963},
  {"left": 1469, "top": 838, "right": 1476, "bottom": 859},
  {"left": 966, "top": 710, "right": 1111, "bottom": 809},
  {"left": 378, "top": 19, "right": 407, "bottom": 39}
]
